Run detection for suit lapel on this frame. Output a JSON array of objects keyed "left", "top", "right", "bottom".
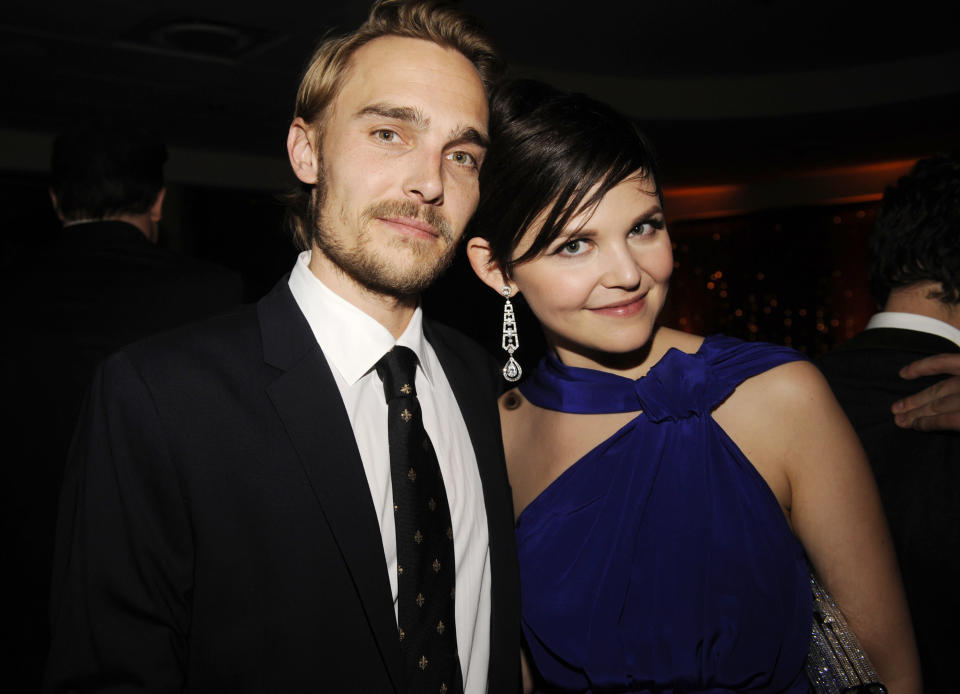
[{"left": 258, "top": 281, "right": 403, "bottom": 691}]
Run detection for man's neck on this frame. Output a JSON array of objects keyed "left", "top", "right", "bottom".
[
  {"left": 308, "top": 249, "right": 419, "bottom": 339},
  {"left": 884, "top": 282, "right": 960, "bottom": 331},
  {"left": 63, "top": 213, "right": 157, "bottom": 243}
]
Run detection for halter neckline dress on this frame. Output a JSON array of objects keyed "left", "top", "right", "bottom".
[{"left": 516, "top": 335, "right": 812, "bottom": 693}]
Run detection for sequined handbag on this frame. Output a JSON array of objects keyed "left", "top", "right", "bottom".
[{"left": 806, "top": 571, "right": 888, "bottom": 694}]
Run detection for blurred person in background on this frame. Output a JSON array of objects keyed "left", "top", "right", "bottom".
[
  {"left": 819, "top": 153, "right": 960, "bottom": 693},
  {"left": 1, "top": 115, "right": 241, "bottom": 691}
]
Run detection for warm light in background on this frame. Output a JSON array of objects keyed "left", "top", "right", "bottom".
[
  {"left": 663, "top": 158, "right": 918, "bottom": 221},
  {"left": 657, "top": 156, "right": 915, "bottom": 354}
]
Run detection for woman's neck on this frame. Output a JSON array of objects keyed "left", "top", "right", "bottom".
[
  {"left": 548, "top": 326, "right": 706, "bottom": 379},
  {"left": 550, "top": 325, "right": 656, "bottom": 379}
]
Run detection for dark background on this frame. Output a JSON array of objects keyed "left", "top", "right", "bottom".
[{"left": 2, "top": 0, "right": 958, "bottom": 364}]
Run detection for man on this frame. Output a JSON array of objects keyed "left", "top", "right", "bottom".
[
  {"left": 2, "top": 119, "right": 241, "bottom": 691},
  {"left": 818, "top": 153, "right": 960, "bottom": 693},
  {"left": 43, "top": 2, "right": 519, "bottom": 692}
]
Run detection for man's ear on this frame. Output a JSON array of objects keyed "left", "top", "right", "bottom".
[
  {"left": 466, "top": 237, "right": 518, "bottom": 296},
  {"left": 287, "top": 117, "right": 320, "bottom": 184},
  {"left": 149, "top": 188, "right": 166, "bottom": 223},
  {"left": 49, "top": 190, "right": 65, "bottom": 222}
]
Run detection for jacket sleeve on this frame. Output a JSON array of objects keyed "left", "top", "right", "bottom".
[{"left": 44, "top": 351, "right": 193, "bottom": 693}]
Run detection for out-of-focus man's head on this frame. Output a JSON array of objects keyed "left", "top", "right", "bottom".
[
  {"left": 870, "top": 153, "right": 960, "bottom": 308},
  {"left": 50, "top": 118, "right": 167, "bottom": 224}
]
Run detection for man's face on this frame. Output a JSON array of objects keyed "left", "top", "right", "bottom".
[{"left": 309, "top": 35, "right": 489, "bottom": 297}]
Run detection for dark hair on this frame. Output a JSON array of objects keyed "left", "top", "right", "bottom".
[
  {"left": 285, "top": 0, "right": 503, "bottom": 250},
  {"left": 869, "top": 153, "right": 960, "bottom": 305},
  {"left": 470, "top": 78, "right": 661, "bottom": 276},
  {"left": 50, "top": 118, "right": 166, "bottom": 221}
]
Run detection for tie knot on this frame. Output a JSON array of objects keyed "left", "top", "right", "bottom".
[{"left": 375, "top": 346, "right": 419, "bottom": 402}]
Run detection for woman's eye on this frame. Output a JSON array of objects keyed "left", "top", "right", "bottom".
[
  {"left": 630, "top": 217, "right": 665, "bottom": 236},
  {"left": 558, "top": 239, "right": 587, "bottom": 255},
  {"left": 447, "top": 151, "right": 477, "bottom": 168}
]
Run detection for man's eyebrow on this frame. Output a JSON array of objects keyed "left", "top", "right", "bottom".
[
  {"left": 357, "top": 102, "right": 488, "bottom": 150},
  {"left": 356, "top": 103, "right": 428, "bottom": 128},
  {"left": 450, "top": 127, "right": 489, "bottom": 151}
]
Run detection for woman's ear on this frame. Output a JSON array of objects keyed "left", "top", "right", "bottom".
[
  {"left": 287, "top": 117, "right": 320, "bottom": 184},
  {"left": 466, "top": 237, "right": 518, "bottom": 296}
]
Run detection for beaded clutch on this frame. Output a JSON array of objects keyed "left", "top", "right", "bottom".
[{"left": 806, "top": 572, "right": 888, "bottom": 694}]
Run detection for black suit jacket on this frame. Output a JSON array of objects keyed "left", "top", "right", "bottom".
[
  {"left": 43, "top": 279, "right": 520, "bottom": 693},
  {"left": 2, "top": 221, "right": 242, "bottom": 690},
  {"left": 818, "top": 327, "right": 960, "bottom": 692}
]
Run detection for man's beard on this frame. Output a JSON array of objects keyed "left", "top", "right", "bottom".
[{"left": 309, "top": 177, "right": 459, "bottom": 297}]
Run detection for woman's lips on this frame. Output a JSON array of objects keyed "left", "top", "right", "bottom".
[{"left": 589, "top": 294, "right": 647, "bottom": 317}]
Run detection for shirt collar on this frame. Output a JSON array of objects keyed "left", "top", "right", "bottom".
[
  {"left": 865, "top": 311, "right": 960, "bottom": 349},
  {"left": 287, "top": 251, "right": 435, "bottom": 385}
]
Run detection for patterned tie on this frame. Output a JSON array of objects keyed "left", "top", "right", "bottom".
[{"left": 375, "top": 346, "right": 463, "bottom": 694}]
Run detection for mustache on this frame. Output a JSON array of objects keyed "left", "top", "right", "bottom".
[{"left": 363, "top": 200, "right": 454, "bottom": 242}]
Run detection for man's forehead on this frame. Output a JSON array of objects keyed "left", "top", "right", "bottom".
[{"left": 336, "top": 35, "right": 488, "bottom": 130}]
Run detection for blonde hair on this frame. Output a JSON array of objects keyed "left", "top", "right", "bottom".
[{"left": 286, "top": 0, "right": 502, "bottom": 250}]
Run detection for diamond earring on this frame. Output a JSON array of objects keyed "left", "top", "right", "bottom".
[{"left": 500, "top": 286, "right": 521, "bottom": 383}]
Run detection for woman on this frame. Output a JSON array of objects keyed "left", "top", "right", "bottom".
[{"left": 466, "top": 79, "right": 920, "bottom": 693}]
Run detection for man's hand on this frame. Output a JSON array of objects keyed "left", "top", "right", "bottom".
[{"left": 892, "top": 353, "right": 960, "bottom": 431}]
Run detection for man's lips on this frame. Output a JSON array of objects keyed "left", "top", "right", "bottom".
[
  {"left": 589, "top": 293, "right": 648, "bottom": 316},
  {"left": 377, "top": 216, "right": 439, "bottom": 238}
]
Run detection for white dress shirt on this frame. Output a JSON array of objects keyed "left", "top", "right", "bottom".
[
  {"left": 288, "top": 251, "right": 491, "bottom": 693},
  {"left": 865, "top": 311, "right": 960, "bottom": 349}
]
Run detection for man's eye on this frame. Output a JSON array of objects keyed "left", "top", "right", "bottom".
[
  {"left": 447, "top": 151, "right": 476, "bottom": 167},
  {"left": 374, "top": 130, "right": 398, "bottom": 142}
]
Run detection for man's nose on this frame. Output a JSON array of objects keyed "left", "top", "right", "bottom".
[{"left": 402, "top": 149, "right": 444, "bottom": 205}]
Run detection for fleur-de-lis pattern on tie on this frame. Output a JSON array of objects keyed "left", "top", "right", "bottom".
[{"left": 375, "top": 346, "right": 463, "bottom": 694}]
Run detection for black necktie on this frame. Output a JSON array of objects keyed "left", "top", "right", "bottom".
[{"left": 375, "top": 346, "right": 463, "bottom": 694}]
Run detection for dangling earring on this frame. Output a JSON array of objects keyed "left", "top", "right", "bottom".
[{"left": 500, "top": 286, "right": 521, "bottom": 383}]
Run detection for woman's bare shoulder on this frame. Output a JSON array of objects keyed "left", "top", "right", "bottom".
[
  {"left": 731, "top": 358, "right": 832, "bottom": 414},
  {"left": 716, "top": 358, "right": 855, "bottom": 489}
]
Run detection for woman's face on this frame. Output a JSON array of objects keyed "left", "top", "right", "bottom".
[{"left": 510, "top": 175, "right": 673, "bottom": 369}]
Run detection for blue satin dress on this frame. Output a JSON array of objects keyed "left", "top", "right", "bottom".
[{"left": 516, "top": 335, "right": 812, "bottom": 693}]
